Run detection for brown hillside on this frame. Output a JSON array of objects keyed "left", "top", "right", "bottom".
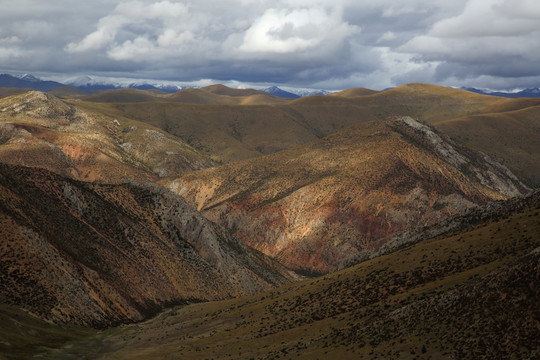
[
  {"left": 47, "top": 85, "right": 92, "bottom": 99},
  {"left": 0, "top": 163, "right": 297, "bottom": 328},
  {"left": 330, "top": 87, "right": 379, "bottom": 97},
  {"left": 165, "top": 86, "right": 287, "bottom": 105},
  {"left": 202, "top": 84, "right": 267, "bottom": 97},
  {"left": 435, "top": 105, "right": 540, "bottom": 187},
  {"left": 80, "top": 83, "right": 539, "bottom": 181},
  {"left": 0, "top": 88, "right": 30, "bottom": 99},
  {"left": 167, "top": 117, "right": 529, "bottom": 273},
  {"left": 0, "top": 91, "right": 213, "bottom": 182},
  {"left": 83, "top": 88, "right": 165, "bottom": 103},
  {"left": 29, "top": 191, "right": 540, "bottom": 360}
]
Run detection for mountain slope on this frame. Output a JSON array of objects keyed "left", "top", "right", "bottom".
[
  {"left": 463, "top": 86, "right": 540, "bottom": 98},
  {"left": 0, "top": 91, "right": 213, "bottom": 182},
  {"left": 29, "top": 190, "right": 540, "bottom": 360},
  {"left": 263, "top": 86, "right": 301, "bottom": 99},
  {"left": 79, "top": 83, "right": 540, "bottom": 182},
  {"left": 0, "top": 74, "right": 64, "bottom": 92},
  {"left": 166, "top": 117, "right": 530, "bottom": 273},
  {"left": 434, "top": 105, "right": 540, "bottom": 187},
  {"left": 330, "top": 87, "right": 379, "bottom": 97},
  {"left": 0, "top": 163, "right": 297, "bottom": 328}
]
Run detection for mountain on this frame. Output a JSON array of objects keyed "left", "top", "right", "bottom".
[
  {"left": 13, "top": 190, "right": 539, "bottom": 359},
  {"left": 263, "top": 86, "right": 300, "bottom": 99},
  {"left": 166, "top": 116, "right": 530, "bottom": 273},
  {"left": 433, "top": 102, "right": 540, "bottom": 188},
  {"left": 462, "top": 86, "right": 540, "bottom": 98},
  {"left": 167, "top": 85, "right": 288, "bottom": 105},
  {"left": 0, "top": 91, "right": 214, "bottom": 182},
  {"left": 73, "top": 83, "right": 540, "bottom": 188},
  {"left": 0, "top": 74, "right": 63, "bottom": 92},
  {"left": 58, "top": 75, "right": 183, "bottom": 93},
  {"left": 330, "top": 87, "right": 379, "bottom": 97},
  {"left": 0, "top": 163, "right": 298, "bottom": 328},
  {"left": 289, "top": 88, "right": 333, "bottom": 97}
]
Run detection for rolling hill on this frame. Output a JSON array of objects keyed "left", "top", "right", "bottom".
[
  {"left": 69, "top": 84, "right": 540, "bottom": 189},
  {"left": 7, "top": 190, "right": 538, "bottom": 359},
  {"left": 166, "top": 116, "right": 530, "bottom": 273},
  {"left": 0, "top": 91, "right": 214, "bottom": 182}
]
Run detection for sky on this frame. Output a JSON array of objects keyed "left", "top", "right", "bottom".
[{"left": 1, "top": 0, "right": 540, "bottom": 90}]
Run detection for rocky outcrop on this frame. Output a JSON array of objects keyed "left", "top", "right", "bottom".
[
  {"left": 0, "top": 163, "right": 297, "bottom": 327},
  {"left": 168, "top": 119, "right": 531, "bottom": 273},
  {"left": 0, "top": 91, "right": 213, "bottom": 183}
]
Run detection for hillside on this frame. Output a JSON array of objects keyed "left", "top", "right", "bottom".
[
  {"left": 13, "top": 190, "right": 539, "bottom": 360},
  {"left": 72, "top": 84, "right": 540, "bottom": 188},
  {"left": 0, "top": 163, "right": 297, "bottom": 329},
  {"left": 330, "top": 87, "right": 379, "bottom": 97},
  {"left": 166, "top": 116, "right": 530, "bottom": 273},
  {"left": 0, "top": 91, "right": 213, "bottom": 182},
  {"left": 434, "top": 105, "right": 540, "bottom": 187}
]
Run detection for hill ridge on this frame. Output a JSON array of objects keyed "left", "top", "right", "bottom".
[{"left": 167, "top": 116, "right": 529, "bottom": 273}]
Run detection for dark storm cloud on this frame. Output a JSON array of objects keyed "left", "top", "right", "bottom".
[{"left": 1, "top": 0, "right": 539, "bottom": 90}]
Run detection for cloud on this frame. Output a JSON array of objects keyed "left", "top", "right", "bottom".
[
  {"left": 239, "top": 7, "right": 358, "bottom": 54},
  {"left": 400, "top": 0, "right": 540, "bottom": 82},
  {"left": 0, "top": 0, "right": 539, "bottom": 90},
  {"left": 66, "top": 1, "right": 190, "bottom": 55}
]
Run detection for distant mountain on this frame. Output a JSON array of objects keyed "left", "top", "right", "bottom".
[
  {"left": 263, "top": 86, "right": 300, "bottom": 99},
  {"left": 63, "top": 75, "right": 182, "bottom": 93},
  {"left": 1, "top": 73, "right": 335, "bottom": 97},
  {"left": 0, "top": 74, "right": 63, "bottom": 92},
  {"left": 462, "top": 86, "right": 540, "bottom": 98},
  {"left": 290, "top": 88, "right": 333, "bottom": 97},
  {"left": 262, "top": 86, "right": 334, "bottom": 98},
  {"left": 129, "top": 83, "right": 181, "bottom": 93}
]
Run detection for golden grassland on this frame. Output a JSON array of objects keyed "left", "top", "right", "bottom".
[{"left": 66, "top": 83, "right": 540, "bottom": 188}]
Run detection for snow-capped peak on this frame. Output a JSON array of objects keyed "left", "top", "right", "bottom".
[{"left": 17, "top": 74, "right": 41, "bottom": 82}]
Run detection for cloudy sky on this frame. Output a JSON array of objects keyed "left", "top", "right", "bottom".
[{"left": 1, "top": 0, "right": 540, "bottom": 90}]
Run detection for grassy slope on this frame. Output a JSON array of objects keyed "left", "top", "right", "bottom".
[
  {"left": 0, "top": 304, "right": 96, "bottom": 360},
  {"left": 73, "top": 83, "right": 540, "bottom": 188},
  {"left": 30, "top": 193, "right": 540, "bottom": 360},
  {"left": 435, "top": 105, "right": 540, "bottom": 187}
]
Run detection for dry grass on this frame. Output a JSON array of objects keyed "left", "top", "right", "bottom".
[{"left": 37, "top": 193, "right": 540, "bottom": 360}]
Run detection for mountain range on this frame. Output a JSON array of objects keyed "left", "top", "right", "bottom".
[
  {"left": 462, "top": 86, "right": 540, "bottom": 98},
  {"left": 0, "top": 73, "right": 330, "bottom": 98},
  {"left": 0, "top": 80, "right": 539, "bottom": 359}
]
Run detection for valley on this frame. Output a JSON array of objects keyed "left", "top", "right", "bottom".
[
  {"left": 0, "top": 83, "right": 538, "bottom": 359},
  {"left": 3, "top": 190, "right": 539, "bottom": 359}
]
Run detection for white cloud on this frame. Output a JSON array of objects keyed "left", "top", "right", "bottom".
[
  {"left": 398, "top": 0, "right": 540, "bottom": 82},
  {"left": 377, "top": 31, "right": 396, "bottom": 43},
  {"left": 429, "top": 0, "right": 540, "bottom": 37},
  {"left": 66, "top": 1, "right": 190, "bottom": 55},
  {"left": 0, "top": 36, "right": 21, "bottom": 45},
  {"left": 239, "top": 6, "right": 358, "bottom": 54}
]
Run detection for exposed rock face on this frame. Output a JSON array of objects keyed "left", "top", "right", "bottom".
[
  {"left": 168, "top": 118, "right": 530, "bottom": 274},
  {"left": 0, "top": 91, "right": 213, "bottom": 183},
  {"left": 0, "top": 163, "right": 297, "bottom": 327}
]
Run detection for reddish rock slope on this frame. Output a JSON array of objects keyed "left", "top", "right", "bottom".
[{"left": 168, "top": 117, "right": 530, "bottom": 273}]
